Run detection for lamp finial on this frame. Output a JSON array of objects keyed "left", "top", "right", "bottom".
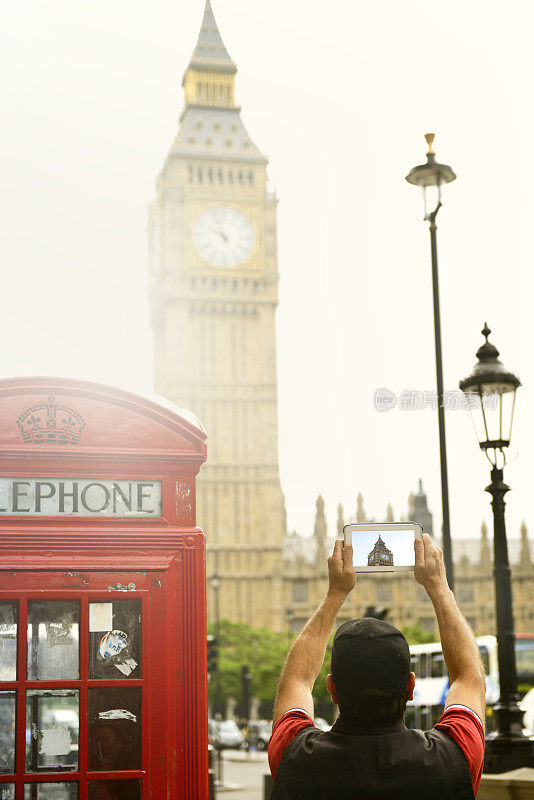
[
  {"left": 424, "top": 133, "right": 436, "bottom": 155},
  {"left": 482, "top": 323, "right": 491, "bottom": 342}
]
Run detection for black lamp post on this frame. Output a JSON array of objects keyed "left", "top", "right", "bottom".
[
  {"left": 406, "top": 134, "right": 457, "bottom": 591},
  {"left": 459, "top": 325, "right": 534, "bottom": 772}
]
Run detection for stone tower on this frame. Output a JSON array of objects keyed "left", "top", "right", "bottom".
[
  {"left": 313, "top": 495, "right": 328, "bottom": 567},
  {"left": 411, "top": 479, "right": 433, "bottom": 535},
  {"left": 368, "top": 535, "right": 394, "bottom": 567},
  {"left": 148, "top": 0, "right": 286, "bottom": 629}
]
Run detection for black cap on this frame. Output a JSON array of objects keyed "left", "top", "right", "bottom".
[{"left": 331, "top": 618, "right": 410, "bottom": 700}]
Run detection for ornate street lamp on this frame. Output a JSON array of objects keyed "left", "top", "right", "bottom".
[
  {"left": 459, "top": 325, "right": 534, "bottom": 772},
  {"left": 406, "top": 134, "right": 457, "bottom": 590}
]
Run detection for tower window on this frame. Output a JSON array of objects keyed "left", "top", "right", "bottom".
[
  {"left": 208, "top": 167, "right": 213, "bottom": 183},
  {"left": 196, "top": 121, "right": 203, "bottom": 130},
  {"left": 218, "top": 169, "right": 223, "bottom": 183},
  {"left": 188, "top": 165, "right": 193, "bottom": 182},
  {"left": 206, "top": 138, "right": 213, "bottom": 146},
  {"left": 231, "top": 124, "right": 238, "bottom": 133},
  {"left": 228, "top": 171, "right": 234, "bottom": 184},
  {"left": 238, "top": 171, "right": 244, "bottom": 184},
  {"left": 248, "top": 172, "right": 254, "bottom": 185},
  {"left": 292, "top": 580, "right": 308, "bottom": 604},
  {"left": 198, "top": 167, "right": 203, "bottom": 183},
  {"left": 214, "top": 123, "right": 221, "bottom": 131},
  {"left": 376, "top": 584, "right": 392, "bottom": 603},
  {"left": 226, "top": 139, "right": 233, "bottom": 148}
]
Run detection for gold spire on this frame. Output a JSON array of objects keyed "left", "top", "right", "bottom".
[
  {"left": 182, "top": 0, "right": 237, "bottom": 109},
  {"left": 424, "top": 133, "right": 436, "bottom": 155}
]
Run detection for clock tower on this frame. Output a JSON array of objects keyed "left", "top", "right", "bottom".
[{"left": 149, "top": 1, "right": 286, "bottom": 630}]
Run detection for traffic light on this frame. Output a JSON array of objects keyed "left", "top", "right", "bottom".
[
  {"left": 364, "top": 605, "right": 388, "bottom": 620},
  {"left": 207, "top": 634, "right": 218, "bottom": 675}
]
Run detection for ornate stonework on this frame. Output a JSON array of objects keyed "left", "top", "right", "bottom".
[
  {"left": 149, "top": 1, "right": 286, "bottom": 629},
  {"left": 368, "top": 536, "right": 394, "bottom": 567}
]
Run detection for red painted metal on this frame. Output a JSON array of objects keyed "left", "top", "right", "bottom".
[{"left": 0, "top": 377, "right": 208, "bottom": 800}]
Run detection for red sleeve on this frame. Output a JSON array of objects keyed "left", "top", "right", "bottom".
[
  {"left": 268, "top": 709, "right": 314, "bottom": 778},
  {"left": 435, "top": 705, "right": 485, "bottom": 796}
]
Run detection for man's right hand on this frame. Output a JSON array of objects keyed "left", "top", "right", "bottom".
[{"left": 414, "top": 533, "right": 448, "bottom": 596}]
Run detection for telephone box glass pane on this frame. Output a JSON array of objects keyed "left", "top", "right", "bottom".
[
  {"left": 88, "top": 780, "right": 141, "bottom": 800},
  {"left": 0, "top": 602, "right": 18, "bottom": 681},
  {"left": 88, "top": 688, "right": 141, "bottom": 771},
  {"left": 24, "top": 784, "right": 78, "bottom": 799},
  {"left": 25, "top": 690, "right": 79, "bottom": 772},
  {"left": 89, "top": 600, "right": 141, "bottom": 679},
  {"left": 0, "top": 785, "right": 15, "bottom": 800},
  {"left": 0, "top": 692, "right": 16, "bottom": 773},
  {"left": 27, "top": 602, "right": 79, "bottom": 681}
]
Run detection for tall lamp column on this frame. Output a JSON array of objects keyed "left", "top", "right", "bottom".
[
  {"left": 406, "top": 134, "right": 456, "bottom": 590},
  {"left": 459, "top": 324, "right": 534, "bottom": 772}
]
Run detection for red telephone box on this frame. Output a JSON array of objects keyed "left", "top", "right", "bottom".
[{"left": 0, "top": 377, "right": 208, "bottom": 800}]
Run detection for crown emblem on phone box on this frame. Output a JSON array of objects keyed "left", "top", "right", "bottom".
[{"left": 17, "top": 396, "right": 86, "bottom": 445}]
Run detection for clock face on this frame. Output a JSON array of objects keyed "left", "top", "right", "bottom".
[{"left": 193, "top": 207, "right": 255, "bottom": 267}]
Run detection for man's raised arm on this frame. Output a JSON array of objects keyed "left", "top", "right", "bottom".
[
  {"left": 415, "top": 534, "right": 486, "bottom": 726},
  {"left": 272, "top": 540, "right": 355, "bottom": 725}
]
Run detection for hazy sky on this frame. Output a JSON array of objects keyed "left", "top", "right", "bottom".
[{"left": 2, "top": 1, "right": 533, "bottom": 549}]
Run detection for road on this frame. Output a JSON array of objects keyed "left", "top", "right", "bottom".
[{"left": 214, "top": 750, "right": 271, "bottom": 800}]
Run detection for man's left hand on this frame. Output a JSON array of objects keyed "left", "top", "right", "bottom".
[{"left": 327, "top": 540, "right": 355, "bottom": 599}]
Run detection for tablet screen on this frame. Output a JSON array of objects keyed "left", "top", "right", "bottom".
[{"left": 351, "top": 529, "right": 415, "bottom": 568}]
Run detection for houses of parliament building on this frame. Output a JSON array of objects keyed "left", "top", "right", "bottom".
[{"left": 148, "top": 1, "right": 534, "bottom": 640}]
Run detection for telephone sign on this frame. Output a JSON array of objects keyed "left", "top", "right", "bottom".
[{"left": 0, "top": 477, "right": 162, "bottom": 517}]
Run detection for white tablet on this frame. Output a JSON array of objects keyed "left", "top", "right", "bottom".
[{"left": 343, "top": 522, "right": 423, "bottom": 573}]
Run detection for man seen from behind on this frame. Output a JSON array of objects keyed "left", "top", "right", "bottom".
[{"left": 268, "top": 534, "right": 486, "bottom": 798}]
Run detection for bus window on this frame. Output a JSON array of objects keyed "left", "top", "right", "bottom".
[
  {"left": 431, "top": 652, "right": 447, "bottom": 678},
  {"left": 405, "top": 706, "right": 416, "bottom": 730},
  {"left": 420, "top": 706, "right": 432, "bottom": 730},
  {"left": 410, "top": 654, "right": 420, "bottom": 677},
  {"left": 419, "top": 653, "right": 430, "bottom": 679},
  {"left": 516, "top": 638, "right": 534, "bottom": 684},
  {"left": 431, "top": 705, "right": 444, "bottom": 727},
  {"left": 478, "top": 646, "right": 490, "bottom": 675}
]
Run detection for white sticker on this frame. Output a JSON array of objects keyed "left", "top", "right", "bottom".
[
  {"left": 90, "top": 603, "right": 113, "bottom": 632},
  {"left": 99, "top": 630, "right": 128, "bottom": 659},
  {"left": 99, "top": 709, "right": 137, "bottom": 722},
  {"left": 115, "top": 658, "right": 137, "bottom": 677},
  {"left": 39, "top": 727, "right": 71, "bottom": 756}
]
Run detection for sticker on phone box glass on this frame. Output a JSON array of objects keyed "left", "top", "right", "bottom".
[{"left": 99, "top": 630, "right": 128, "bottom": 659}]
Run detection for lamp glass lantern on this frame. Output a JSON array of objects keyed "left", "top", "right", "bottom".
[
  {"left": 459, "top": 324, "right": 521, "bottom": 467},
  {"left": 405, "top": 133, "right": 457, "bottom": 218},
  {"left": 210, "top": 574, "right": 221, "bottom": 591}
]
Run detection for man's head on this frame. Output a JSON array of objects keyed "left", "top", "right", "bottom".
[{"left": 327, "top": 617, "right": 415, "bottom": 729}]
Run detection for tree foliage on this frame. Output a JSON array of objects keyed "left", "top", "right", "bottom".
[
  {"left": 207, "top": 620, "right": 335, "bottom": 716},
  {"left": 208, "top": 620, "right": 291, "bottom": 709},
  {"left": 401, "top": 623, "right": 437, "bottom": 645}
]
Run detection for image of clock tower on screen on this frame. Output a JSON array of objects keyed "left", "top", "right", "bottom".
[{"left": 368, "top": 535, "right": 394, "bottom": 566}]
